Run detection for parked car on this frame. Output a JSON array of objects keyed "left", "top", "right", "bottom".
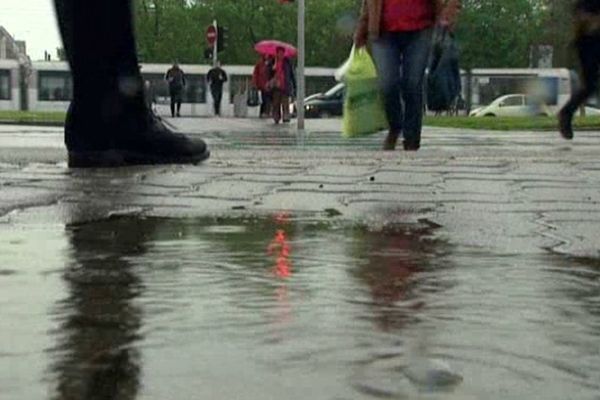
[
  {"left": 470, "top": 93, "right": 600, "bottom": 117},
  {"left": 303, "top": 83, "right": 345, "bottom": 118},
  {"left": 469, "top": 94, "right": 552, "bottom": 117}
]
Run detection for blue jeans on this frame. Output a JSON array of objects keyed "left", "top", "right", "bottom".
[{"left": 371, "top": 29, "right": 432, "bottom": 144}]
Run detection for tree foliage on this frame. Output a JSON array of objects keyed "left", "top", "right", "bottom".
[
  {"left": 454, "top": 0, "right": 546, "bottom": 68},
  {"left": 135, "top": 0, "right": 359, "bottom": 66},
  {"left": 135, "top": 0, "right": 569, "bottom": 68}
]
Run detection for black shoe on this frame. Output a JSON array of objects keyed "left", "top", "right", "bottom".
[
  {"left": 403, "top": 139, "right": 420, "bottom": 151},
  {"left": 383, "top": 130, "right": 400, "bottom": 150},
  {"left": 68, "top": 113, "right": 210, "bottom": 168},
  {"left": 558, "top": 109, "right": 574, "bottom": 140},
  {"left": 176, "top": 113, "right": 181, "bottom": 117}
]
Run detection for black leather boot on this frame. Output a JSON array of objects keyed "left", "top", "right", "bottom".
[{"left": 55, "top": 0, "right": 209, "bottom": 167}]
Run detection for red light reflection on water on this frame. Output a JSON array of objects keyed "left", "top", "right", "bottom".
[
  {"left": 267, "top": 212, "right": 292, "bottom": 278},
  {"left": 267, "top": 213, "right": 294, "bottom": 330},
  {"left": 268, "top": 229, "right": 292, "bottom": 278}
]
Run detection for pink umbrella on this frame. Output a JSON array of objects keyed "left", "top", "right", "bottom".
[{"left": 254, "top": 40, "right": 297, "bottom": 58}]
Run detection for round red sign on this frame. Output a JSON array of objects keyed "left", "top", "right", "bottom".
[{"left": 206, "top": 25, "right": 217, "bottom": 45}]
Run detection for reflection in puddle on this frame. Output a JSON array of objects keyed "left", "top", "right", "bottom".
[
  {"left": 1, "top": 214, "right": 599, "bottom": 399},
  {"left": 51, "top": 218, "right": 148, "bottom": 400}
]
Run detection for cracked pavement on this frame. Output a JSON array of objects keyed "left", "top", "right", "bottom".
[{"left": 1, "top": 118, "right": 600, "bottom": 260}]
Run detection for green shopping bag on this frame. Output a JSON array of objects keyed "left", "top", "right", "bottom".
[{"left": 342, "top": 47, "right": 388, "bottom": 138}]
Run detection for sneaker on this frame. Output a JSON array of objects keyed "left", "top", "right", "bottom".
[
  {"left": 67, "top": 113, "right": 210, "bottom": 168},
  {"left": 383, "top": 130, "right": 400, "bottom": 150},
  {"left": 558, "top": 109, "right": 574, "bottom": 140}
]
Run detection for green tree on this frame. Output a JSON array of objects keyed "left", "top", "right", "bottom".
[
  {"left": 135, "top": 0, "right": 359, "bottom": 66},
  {"left": 455, "top": 0, "right": 546, "bottom": 68},
  {"left": 539, "top": 0, "right": 577, "bottom": 67}
]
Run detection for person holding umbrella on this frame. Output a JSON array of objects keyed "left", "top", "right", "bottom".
[
  {"left": 255, "top": 40, "right": 297, "bottom": 124},
  {"left": 252, "top": 55, "right": 274, "bottom": 118},
  {"left": 269, "top": 46, "right": 297, "bottom": 124}
]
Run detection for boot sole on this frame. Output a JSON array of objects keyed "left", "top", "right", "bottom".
[{"left": 68, "top": 149, "right": 210, "bottom": 168}]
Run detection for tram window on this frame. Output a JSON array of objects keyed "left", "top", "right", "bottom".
[
  {"left": 0, "top": 70, "right": 10, "bottom": 100},
  {"left": 141, "top": 73, "right": 206, "bottom": 104},
  {"left": 229, "top": 75, "right": 250, "bottom": 103},
  {"left": 183, "top": 75, "right": 206, "bottom": 104},
  {"left": 306, "top": 76, "right": 336, "bottom": 96},
  {"left": 39, "top": 72, "right": 73, "bottom": 101}
]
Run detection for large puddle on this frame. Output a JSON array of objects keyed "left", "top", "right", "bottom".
[{"left": 1, "top": 214, "right": 599, "bottom": 399}]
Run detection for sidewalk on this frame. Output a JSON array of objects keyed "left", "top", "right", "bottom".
[{"left": 1, "top": 118, "right": 600, "bottom": 259}]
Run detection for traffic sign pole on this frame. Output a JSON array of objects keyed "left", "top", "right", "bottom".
[
  {"left": 213, "top": 20, "right": 218, "bottom": 67},
  {"left": 297, "top": 0, "right": 305, "bottom": 132}
]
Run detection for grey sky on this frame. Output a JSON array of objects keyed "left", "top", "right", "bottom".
[{"left": 2, "top": 0, "right": 62, "bottom": 61}]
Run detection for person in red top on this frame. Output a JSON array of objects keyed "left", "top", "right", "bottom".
[
  {"left": 252, "top": 55, "right": 273, "bottom": 118},
  {"left": 268, "top": 47, "right": 296, "bottom": 124},
  {"left": 355, "top": 0, "right": 460, "bottom": 151}
]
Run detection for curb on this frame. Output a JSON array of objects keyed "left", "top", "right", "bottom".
[{"left": 0, "top": 120, "right": 64, "bottom": 127}]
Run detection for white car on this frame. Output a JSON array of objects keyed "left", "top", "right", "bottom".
[
  {"left": 469, "top": 94, "right": 552, "bottom": 117},
  {"left": 470, "top": 94, "right": 600, "bottom": 117}
]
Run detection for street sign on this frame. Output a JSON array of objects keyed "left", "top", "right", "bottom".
[{"left": 206, "top": 25, "right": 217, "bottom": 46}]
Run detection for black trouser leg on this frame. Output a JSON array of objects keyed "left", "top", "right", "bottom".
[
  {"left": 176, "top": 101, "right": 182, "bottom": 116},
  {"left": 561, "top": 35, "right": 600, "bottom": 117},
  {"left": 55, "top": 0, "right": 145, "bottom": 151},
  {"left": 170, "top": 100, "right": 176, "bottom": 117},
  {"left": 259, "top": 92, "right": 267, "bottom": 116},
  {"left": 272, "top": 89, "right": 282, "bottom": 122},
  {"left": 212, "top": 89, "right": 222, "bottom": 115}
]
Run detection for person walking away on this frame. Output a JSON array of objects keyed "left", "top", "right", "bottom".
[
  {"left": 269, "top": 47, "right": 296, "bottom": 124},
  {"left": 207, "top": 62, "right": 228, "bottom": 116},
  {"left": 558, "top": 0, "right": 600, "bottom": 140},
  {"left": 165, "top": 63, "right": 186, "bottom": 117},
  {"left": 354, "top": 0, "right": 460, "bottom": 151},
  {"left": 253, "top": 55, "right": 273, "bottom": 118},
  {"left": 53, "top": 0, "right": 208, "bottom": 167}
]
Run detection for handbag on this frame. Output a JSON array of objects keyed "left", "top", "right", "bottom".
[
  {"left": 247, "top": 87, "right": 260, "bottom": 107},
  {"left": 427, "top": 28, "right": 461, "bottom": 112}
]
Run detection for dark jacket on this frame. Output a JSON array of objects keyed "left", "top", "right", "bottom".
[
  {"left": 207, "top": 67, "right": 228, "bottom": 91},
  {"left": 165, "top": 67, "right": 186, "bottom": 93},
  {"left": 576, "top": 0, "right": 600, "bottom": 13},
  {"left": 575, "top": 0, "right": 600, "bottom": 36}
]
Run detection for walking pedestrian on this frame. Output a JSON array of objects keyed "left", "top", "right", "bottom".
[
  {"left": 354, "top": 0, "right": 460, "bottom": 151},
  {"left": 207, "top": 62, "right": 228, "bottom": 116},
  {"left": 253, "top": 55, "right": 273, "bottom": 118},
  {"left": 558, "top": 0, "right": 600, "bottom": 140},
  {"left": 165, "top": 63, "right": 186, "bottom": 117},
  {"left": 269, "top": 47, "right": 296, "bottom": 124},
  {"left": 53, "top": 0, "right": 209, "bottom": 167}
]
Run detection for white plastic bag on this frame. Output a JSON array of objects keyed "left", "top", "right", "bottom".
[{"left": 335, "top": 45, "right": 355, "bottom": 82}]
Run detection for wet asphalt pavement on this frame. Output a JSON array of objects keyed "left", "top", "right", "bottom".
[{"left": 1, "top": 118, "right": 600, "bottom": 399}]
